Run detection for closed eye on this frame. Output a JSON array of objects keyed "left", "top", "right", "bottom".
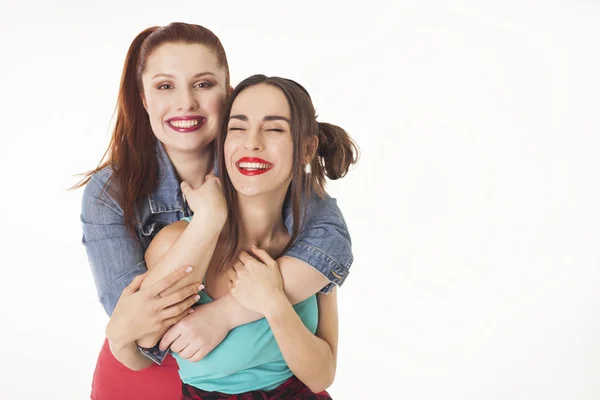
[{"left": 267, "top": 129, "right": 284, "bottom": 132}]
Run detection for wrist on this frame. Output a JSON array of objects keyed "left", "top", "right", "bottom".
[
  {"left": 217, "top": 295, "right": 240, "bottom": 330},
  {"left": 189, "top": 209, "right": 226, "bottom": 232},
  {"left": 108, "top": 337, "right": 135, "bottom": 352},
  {"left": 263, "top": 290, "right": 290, "bottom": 321},
  {"left": 105, "top": 321, "right": 128, "bottom": 348}
]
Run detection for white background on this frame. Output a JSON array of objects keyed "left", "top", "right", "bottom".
[{"left": 0, "top": 0, "right": 599, "bottom": 399}]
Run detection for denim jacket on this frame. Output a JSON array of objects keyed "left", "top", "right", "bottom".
[{"left": 81, "top": 142, "right": 353, "bottom": 318}]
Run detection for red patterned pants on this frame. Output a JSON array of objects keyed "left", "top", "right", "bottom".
[{"left": 181, "top": 376, "right": 332, "bottom": 400}]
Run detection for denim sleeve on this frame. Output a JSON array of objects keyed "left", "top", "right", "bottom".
[
  {"left": 283, "top": 192, "right": 353, "bottom": 294},
  {"left": 82, "top": 170, "right": 169, "bottom": 365},
  {"left": 81, "top": 170, "right": 147, "bottom": 316}
]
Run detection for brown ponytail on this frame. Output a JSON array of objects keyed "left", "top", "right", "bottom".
[{"left": 310, "top": 121, "right": 358, "bottom": 194}]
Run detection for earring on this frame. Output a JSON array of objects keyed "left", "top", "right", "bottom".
[{"left": 304, "top": 163, "right": 312, "bottom": 174}]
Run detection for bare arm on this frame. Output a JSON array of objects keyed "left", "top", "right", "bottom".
[
  {"left": 266, "top": 288, "right": 339, "bottom": 393},
  {"left": 217, "top": 256, "right": 331, "bottom": 329},
  {"left": 206, "top": 192, "right": 352, "bottom": 330},
  {"left": 137, "top": 219, "right": 214, "bottom": 348},
  {"left": 106, "top": 268, "right": 201, "bottom": 370},
  {"left": 142, "top": 228, "right": 327, "bottom": 349},
  {"left": 140, "top": 213, "right": 224, "bottom": 292},
  {"left": 109, "top": 340, "right": 153, "bottom": 371},
  {"left": 227, "top": 249, "right": 339, "bottom": 392},
  {"left": 141, "top": 174, "right": 227, "bottom": 292}
]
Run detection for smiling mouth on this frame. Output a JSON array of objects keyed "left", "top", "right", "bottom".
[
  {"left": 167, "top": 117, "right": 207, "bottom": 132},
  {"left": 237, "top": 162, "right": 272, "bottom": 171},
  {"left": 235, "top": 159, "right": 273, "bottom": 176}
]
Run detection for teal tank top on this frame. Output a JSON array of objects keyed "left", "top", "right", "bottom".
[{"left": 174, "top": 217, "right": 319, "bottom": 394}]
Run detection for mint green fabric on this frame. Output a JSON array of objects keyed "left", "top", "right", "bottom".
[{"left": 174, "top": 217, "right": 318, "bottom": 393}]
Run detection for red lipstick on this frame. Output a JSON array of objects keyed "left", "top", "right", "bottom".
[
  {"left": 166, "top": 116, "right": 206, "bottom": 133},
  {"left": 235, "top": 157, "right": 273, "bottom": 176}
]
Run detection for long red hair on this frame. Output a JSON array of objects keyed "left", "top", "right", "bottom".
[{"left": 74, "top": 22, "right": 230, "bottom": 235}]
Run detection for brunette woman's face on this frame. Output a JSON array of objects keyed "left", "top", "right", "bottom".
[
  {"left": 224, "top": 84, "right": 295, "bottom": 197},
  {"left": 141, "top": 42, "right": 228, "bottom": 156}
]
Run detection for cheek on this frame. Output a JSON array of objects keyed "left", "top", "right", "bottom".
[
  {"left": 277, "top": 140, "right": 295, "bottom": 176},
  {"left": 223, "top": 137, "right": 238, "bottom": 173},
  {"left": 146, "top": 97, "right": 169, "bottom": 121},
  {"left": 205, "top": 91, "right": 227, "bottom": 115},
  {"left": 224, "top": 136, "right": 237, "bottom": 156}
]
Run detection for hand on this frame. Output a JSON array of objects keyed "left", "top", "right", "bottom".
[
  {"left": 106, "top": 266, "right": 203, "bottom": 347},
  {"left": 181, "top": 172, "right": 227, "bottom": 220},
  {"left": 159, "top": 301, "right": 230, "bottom": 362},
  {"left": 228, "top": 247, "right": 285, "bottom": 316}
]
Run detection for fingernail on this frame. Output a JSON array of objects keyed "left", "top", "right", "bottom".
[
  {"left": 194, "top": 295, "right": 201, "bottom": 301},
  {"left": 185, "top": 267, "right": 193, "bottom": 273},
  {"left": 252, "top": 244, "right": 257, "bottom": 248},
  {"left": 188, "top": 309, "right": 195, "bottom": 313},
  {"left": 198, "top": 284, "right": 205, "bottom": 291}
]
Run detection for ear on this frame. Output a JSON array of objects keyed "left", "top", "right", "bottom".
[
  {"left": 303, "top": 136, "right": 319, "bottom": 164},
  {"left": 227, "top": 85, "right": 234, "bottom": 95}
]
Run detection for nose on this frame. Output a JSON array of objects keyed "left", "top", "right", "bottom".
[
  {"left": 177, "top": 87, "right": 198, "bottom": 111},
  {"left": 244, "top": 128, "right": 264, "bottom": 151}
]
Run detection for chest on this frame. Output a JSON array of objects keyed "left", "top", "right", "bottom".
[
  {"left": 203, "top": 254, "right": 234, "bottom": 300},
  {"left": 202, "top": 236, "right": 290, "bottom": 300}
]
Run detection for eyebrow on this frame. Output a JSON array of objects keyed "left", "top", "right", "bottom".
[
  {"left": 152, "top": 72, "right": 217, "bottom": 80},
  {"left": 229, "top": 115, "right": 290, "bottom": 123}
]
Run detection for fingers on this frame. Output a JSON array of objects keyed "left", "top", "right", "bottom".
[
  {"left": 179, "top": 343, "right": 199, "bottom": 360},
  {"left": 180, "top": 181, "right": 190, "bottom": 201},
  {"left": 168, "top": 335, "right": 189, "bottom": 354},
  {"left": 159, "top": 282, "right": 204, "bottom": 309},
  {"left": 205, "top": 172, "right": 222, "bottom": 186},
  {"left": 250, "top": 246, "right": 276, "bottom": 266},
  {"left": 161, "top": 307, "right": 194, "bottom": 332},
  {"left": 228, "top": 264, "right": 237, "bottom": 290},
  {"left": 180, "top": 181, "right": 193, "bottom": 192},
  {"left": 229, "top": 264, "right": 239, "bottom": 278},
  {"left": 123, "top": 272, "right": 148, "bottom": 295},
  {"left": 238, "top": 248, "right": 276, "bottom": 270},
  {"left": 149, "top": 265, "right": 194, "bottom": 296},
  {"left": 189, "top": 348, "right": 209, "bottom": 362},
  {"left": 237, "top": 250, "right": 257, "bottom": 265},
  {"left": 161, "top": 292, "right": 201, "bottom": 319},
  {"left": 159, "top": 325, "right": 181, "bottom": 351},
  {"left": 181, "top": 181, "right": 201, "bottom": 206}
]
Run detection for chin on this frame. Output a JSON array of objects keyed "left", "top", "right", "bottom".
[
  {"left": 172, "top": 137, "right": 215, "bottom": 153},
  {"left": 236, "top": 185, "right": 262, "bottom": 196}
]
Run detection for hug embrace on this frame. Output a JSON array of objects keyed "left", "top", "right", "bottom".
[{"left": 77, "top": 22, "right": 358, "bottom": 399}]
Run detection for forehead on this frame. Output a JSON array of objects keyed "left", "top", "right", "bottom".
[
  {"left": 144, "top": 42, "right": 223, "bottom": 78},
  {"left": 231, "top": 84, "right": 290, "bottom": 118}
]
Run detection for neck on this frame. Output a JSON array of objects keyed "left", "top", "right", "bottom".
[
  {"left": 235, "top": 187, "right": 290, "bottom": 252},
  {"left": 165, "top": 144, "right": 214, "bottom": 188}
]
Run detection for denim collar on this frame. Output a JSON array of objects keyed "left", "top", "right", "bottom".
[{"left": 147, "top": 141, "right": 184, "bottom": 214}]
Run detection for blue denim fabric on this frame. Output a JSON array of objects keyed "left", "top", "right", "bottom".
[{"left": 81, "top": 142, "right": 353, "bottom": 363}]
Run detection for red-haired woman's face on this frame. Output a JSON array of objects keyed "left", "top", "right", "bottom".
[{"left": 141, "top": 42, "right": 228, "bottom": 156}]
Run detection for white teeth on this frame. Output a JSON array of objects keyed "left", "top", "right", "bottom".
[
  {"left": 238, "top": 162, "right": 271, "bottom": 170},
  {"left": 170, "top": 119, "right": 201, "bottom": 128}
]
